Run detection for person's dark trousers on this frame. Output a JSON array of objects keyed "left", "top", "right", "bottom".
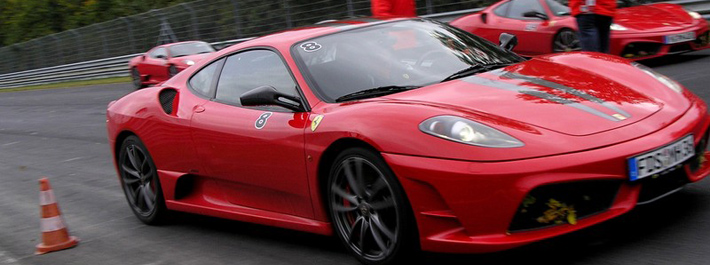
[{"left": 576, "top": 14, "right": 613, "bottom": 53}]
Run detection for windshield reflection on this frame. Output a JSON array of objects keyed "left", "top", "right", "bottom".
[{"left": 293, "top": 19, "right": 524, "bottom": 102}]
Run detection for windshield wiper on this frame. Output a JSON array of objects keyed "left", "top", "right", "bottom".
[
  {"left": 441, "top": 63, "right": 513, "bottom": 83},
  {"left": 335, "top": 85, "right": 421, "bottom": 102}
]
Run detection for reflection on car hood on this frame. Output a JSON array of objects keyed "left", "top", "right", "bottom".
[
  {"left": 615, "top": 4, "right": 696, "bottom": 32},
  {"left": 384, "top": 56, "right": 690, "bottom": 136}
]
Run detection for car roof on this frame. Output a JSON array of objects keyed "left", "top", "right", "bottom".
[{"left": 161, "top": 41, "right": 208, "bottom": 48}]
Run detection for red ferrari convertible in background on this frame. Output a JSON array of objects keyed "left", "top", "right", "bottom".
[
  {"left": 128, "top": 41, "right": 215, "bottom": 89},
  {"left": 450, "top": 0, "right": 710, "bottom": 60},
  {"left": 108, "top": 18, "right": 710, "bottom": 265}
]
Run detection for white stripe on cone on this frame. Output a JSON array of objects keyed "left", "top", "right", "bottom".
[
  {"left": 39, "top": 190, "right": 56, "bottom": 206},
  {"left": 40, "top": 216, "right": 67, "bottom": 233}
]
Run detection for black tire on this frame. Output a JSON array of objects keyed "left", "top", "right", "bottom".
[
  {"left": 168, "top": 65, "right": 178, "bottom": 78},
  {"left": 553, "top": 29, "right": 581, "bottom": 53},
  {"left": 131, "top": 68, "right": 145, "bottom": 90},
  {"left": 327, "top": 147, "right": 418, "bottom": 265},
  {"left": 118, "top": 135, "right": 168, "bottom": 225}
]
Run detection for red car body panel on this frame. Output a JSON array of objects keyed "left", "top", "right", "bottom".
[
  {"left": 450, "top": 1, "right": 710, "bottom": 60},
  {"left": 108, "top": 18, "right": 710, "bottom": 253},
  {"left": 128, "top": 41, "right": 214, "bottom": 87}
]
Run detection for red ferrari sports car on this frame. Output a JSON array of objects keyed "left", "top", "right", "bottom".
[
  {"left": 450, "top": 0, "right": 710, "bottom": 60},
  {"left": 128, "top": 41, "right": 215, "bottom": 89},
  {"left": 107, "top": 18, "right": 710, "bottom": 265}
]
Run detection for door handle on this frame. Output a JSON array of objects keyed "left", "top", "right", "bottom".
[{"left": 194, "top": 106, "right": 205, "bottom": 113}]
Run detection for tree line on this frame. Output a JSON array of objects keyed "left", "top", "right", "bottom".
[{"left": 0, "top": 0, "right": 190, "bottom": 46}]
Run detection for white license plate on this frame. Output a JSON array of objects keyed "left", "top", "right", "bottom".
[
  {"left": 664, "top": 32, "right": 696, "bottom": 44},
  {"left": 628, "top": 135, "right": 694, "bottom": 181}
]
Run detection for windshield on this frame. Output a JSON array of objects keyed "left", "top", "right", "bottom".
[
  {"left": 168, "top": 42, "right": 215, "bottom": 58},
  {"left": 293, "top": 19, "right": 524, "bottom": 102}
]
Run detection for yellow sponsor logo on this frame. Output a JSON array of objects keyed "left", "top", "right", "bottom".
[{"left": 311, "top": 115, "right": 324, "bottom": 132}]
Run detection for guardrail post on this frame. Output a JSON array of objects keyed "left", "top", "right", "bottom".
[
  {"left": 49, "top": 35, "right": 64, "bottom": 65},
  {"left": 231, "top": 0, "right": 243, "bottom": 38},
  {"left": 69, "top": 30, "right": 84, "bottom": 62},
  {"left": 99, "top": 24, "right": 109, "bottom": 58},
  {"left": 119, "top": 17, "right": 136, "bottom": 53},
  {"left": 283, "top": 0, "right": 293, "bottom": 28},
  {"left": 346, "top": 0, "right": 355, "bottom": 17},
  {"left": 425, "top": 0, "right": 434, "bottom": 14},
  {"left": 180, "top": 3, "right": 200, "bottom": 40}
]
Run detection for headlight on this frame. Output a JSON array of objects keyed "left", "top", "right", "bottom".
[
  {"left": 183, "top": 60, "right": 195, "bottom": 66},
  {"left": 688, "top": 10, "right": 702, "bottom": 19},
  {"left": 610, "top": 23, "right": 627, "bottom": 31},
  {"left": 632, "top": 62, "right": 683, "bottom": 94},
  {"left": 419, "top": 116, "right": 524, "bottom": 148}
]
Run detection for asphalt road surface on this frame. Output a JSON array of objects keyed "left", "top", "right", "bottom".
[{"left": 1, "top": 50, "right": 710, "bottom": 265}]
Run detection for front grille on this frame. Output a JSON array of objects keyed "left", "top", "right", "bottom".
[
  {"left": 689, "top": 129, "right": 710, "bottom": 172},
  {"left": 621, "top": 42, "right": 661, "bottom": 59},
  {"left": 509, "top": 180, "right": 621, "bottom": 232},
  {"left": 695, "top": 31, "right": 710, "bottom": 47},
  {"left": 636, "top": 167, "right": 688, "bottom": 204},
  {"left": 668, "top": 43, "right": 693, "bottom": 54}
]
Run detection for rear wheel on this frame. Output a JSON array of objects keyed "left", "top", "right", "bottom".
[
  {"left": 328, "top": 147, "right": 417, "bottom": 265},
  {"left": 553, "top": 29, "right": 581, "bottom": 53},
  {"left": 131, "top": 68, "right": 145, "bottom": 90},
  {"left": 118, "top": 135, "right": 168, "bottom": 224}
]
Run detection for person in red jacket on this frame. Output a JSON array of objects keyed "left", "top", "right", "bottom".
[
  {"left": 569, "top": 0, "right": 617, "bottom": 53},
  {"left": 371, "top": 0, "right": 416, "bottom": 18}
]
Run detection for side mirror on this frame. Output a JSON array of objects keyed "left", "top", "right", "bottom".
[
  {"left": 240, "top": 86, "right": 304, "bottom": 112},
  {"left": 156, "top": 54, "right": 167, "bottom": 60},
  {"left": 499, "top": 33, "right": 518, "bottom": 51},
  {"left": 523, "top": 11, "right": 549, "bottom": 20}
]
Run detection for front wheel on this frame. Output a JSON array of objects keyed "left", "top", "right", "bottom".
[
  {"left": 131, "top": 68, "right": 145, "bottom": 90},
  {"left": 118, "top": 135, "right": 168, "bottom": 224},
  {"left": 553, "top": 29, "right": 581, "bottom": 53},
  {"left": 168, "top": 65, "right": 178, "bottom": 78},
  {"left": 328, "top": 148, "right": 417, "bottom": 265}
]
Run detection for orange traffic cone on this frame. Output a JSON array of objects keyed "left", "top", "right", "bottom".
[{"left": 35, "top": 177, "right": 79, "bottom": 255}]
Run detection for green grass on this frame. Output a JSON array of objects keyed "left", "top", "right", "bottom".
[{"left": 0, "top": 76, "right": 131, "bottom": 93}]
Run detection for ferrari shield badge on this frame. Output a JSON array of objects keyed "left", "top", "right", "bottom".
[
  {"left": 311, "top": 115, "right": 324, "bottom": 132},
  {"left": 255, "top": 112, "right": 272, "bottom": 129}
]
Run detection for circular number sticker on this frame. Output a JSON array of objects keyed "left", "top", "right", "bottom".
[{"left": 300, "top": 42, "right": 322, "bottom": 52}]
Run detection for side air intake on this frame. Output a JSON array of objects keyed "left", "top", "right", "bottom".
[{"left": 158, "top": 89, "right": 178, "bottom": 115}]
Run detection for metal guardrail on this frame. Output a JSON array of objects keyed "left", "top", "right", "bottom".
[
  {"left": 0, "top": 0, "right": 708, "bottom": 89},
  {"left": 0, "top": 38, "right": 253, "bottom": 89}
]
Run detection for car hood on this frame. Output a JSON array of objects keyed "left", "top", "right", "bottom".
[
  {"left": 616, "top": 4, "right": 695, "bottom": 32},
  {"left": 383, "top": 56, "right": 689, "bottom": 137}
]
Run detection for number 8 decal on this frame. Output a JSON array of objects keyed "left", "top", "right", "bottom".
[
  {"left": 300, "top": 42, "right": 322, "bottom": 52},
  {"left": 255, "top": 112, "right": 272, "bottom": 129}
]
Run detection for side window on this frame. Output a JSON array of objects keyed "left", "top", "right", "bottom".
[
  {"left": 188, "top": 58, "right": 223, "bottom": 97},
  {"left": 215, "top": 50, "right": 298, "bottom": 108},
  {"left": 493, "top": 2, "right": 510, "bottom": 17},
  {"left": 507, "top": 0, "right": 546, "bottom": 19},
  {"left": 149, "top": 48, "right": 167, "bottom": 59}
]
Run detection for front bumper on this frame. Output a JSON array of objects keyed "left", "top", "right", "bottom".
[
  {"left": 611, "top": 22, "right": 710, "bottom": 60},
  {"left": 384, "top": 101, "right": 710, "bottom": 254}
]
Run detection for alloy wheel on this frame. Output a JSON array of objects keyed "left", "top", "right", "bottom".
[
  {"left": 120, "top": 143, "right": 158, "bottom": 217},
  {"left": 330, "top": 156, "right": 400, "bottom": 262},
  {"left": 553, "top": 30, "right": 581, "bottom": 53}
]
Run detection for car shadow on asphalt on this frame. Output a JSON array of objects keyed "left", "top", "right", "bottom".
[
  {"left": 157, "top": 188, "right": 705, "bottom": 265},
  {"left": 640, "top": 53, "right": 710, "bottom": 68}
]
